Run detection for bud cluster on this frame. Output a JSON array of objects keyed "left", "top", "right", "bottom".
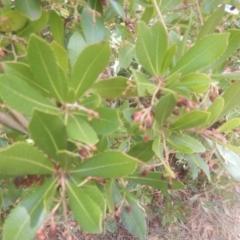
[
  {"left": 176, "top": 97, "right": 197, "bottom": 113},
  {"left": 131, "top": 108, "right": 153, "bottom": 131}
]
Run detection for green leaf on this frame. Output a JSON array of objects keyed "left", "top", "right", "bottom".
[
  {"left": 170, "top": 33, "right": 229, "bottom": 75},
  {"left": 201, "top": 0, "right": 222, "bottom": 14},
  {"left": 0, "top": 74, "right": 58, "bottom": 115},
  {"left": 29, "top": 110, "right": 67, "bottom": 159},
  {"left": 3, "top": 179, "right": 56, "bottom": 240},
  {"left": 28, "top": 35, "right": 69, "bottom": 102},
  {"left": 96, "top": 136, "right": 109, "bottom": 152},
  {"left": 0, "top": 10, "right": 27, "bottom": 31},
  {"left": 212, "top": 72, "right": 240, "bottom": 79},
  {"left": 80, "top": 94, "right": 101, "bottom": 109},
  {"left": 15, "top": 0, "right": 42, "bottom": 21},
  {"left": 119, "top": 45, "right": 134, "bottom": 69},
  {"left": 172, "top": 73, "right": 212, "bottom": 88},
  {"left": 133, "top": 71, "right": 156, "bottom": 97},
  {"left": 109, "top": 0, "right": 125, "bottom": 18},
  {"left": 92, "top": 77, "right": 136, "bottom": 98},
  {"left": 185, "top": 154, "right": 211, "bottom": 181},
  {"left": 197, "top": 5, "right": 225, "bottom": 40},
  {"left": 204, "top": 30, "right": 240, "bottom": 70},
  {"left": 217, "top": 118, "right": 240, "bottom": 132},
  {"left": 71, "top": 42, "right": 110, "bottom": 100},
  {"left": 136, "top": 21, "right": 168, "bottom": 76},
  {"left": 161, "top": 44, "right": 176, "bottom": 74},
  {"left": 168, "top": 133, "right": 206, "bottom": 154},
  {"left": 170, "top": 111, "right": 210, "bottom": 131},
  {"left": 215, "top": 143, "right": 240, "bottom": 182},
  {"left": 71, "top": 151, "right": 138, "bottom": 178},
  {"left": 81, "top": 182, "right": 106, "bottom": 218},
  {"left": 67, "top": 114, "right": 98, "bottom": 145},
  {"left": 206, "top": 97, "right": 224, "bottom": 126},
  {"left": 51, "top": 41, "right": 69, "bottom": 74},
  {"left": 90, "top": 107, "right": 121, "bottom": 135},
  {"left": 217, "top": 81, "right": 240, "bottom": 120},
  {"left": 66, "top": 182, "right": 102, "bottom": 233},
  {"left": 81, "top": 6, "right": 107, "bottom": 44},
  {"left": 155, "top": 93, "right": 177, "bottom": 127},
  {"left": 127, "top": 141, "right": 154, "bottom": 162},
  {"left": 18, "top": 11, "right": 49, "bottom": 37},
  {"left": 126, "top": 172, "right": 184, "bottom": 190},
  {"left": 67, "top": 31, "right": 87, "bottom": 69},
  {"left": 120, "top": 194, "right": 146, "bottom": 240},
  {"left": 49, "top": 11, "right": 64, "bottom": 46},
  {"left": 0, "top": 143, "right": 54, "bottom": 176},
  {"left": 4, "top": 62, "right": 49, "bottom": 96}
]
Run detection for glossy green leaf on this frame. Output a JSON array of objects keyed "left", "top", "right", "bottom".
[
  {"left": 170, "top": 33, "right": 229, "bottom": 75},
  {"left": 71, "top": 151, "right": 138, "bottom": 178},
  {"left": 127, "top": 141, "right": 154, "bottom": 162},
  {"left": 0, "top": 143, "right": 54, "bottom": 176},
  {"left": 81, "top": 6, "right": 106, "bottom": 44},
  {"left": 161, "top": 44, "right": 176, "bottom": 74},
  {"left": 3, "top": 62, "right": 49, "bottom": 96},
  {"left": 206, "top": 97, "right": 224, "bottom": 126},
  {"left": 119, "top": 45, "right": 134, "bottom": 69},
  {"left": 71, "top": 42, "right": 110, "bottom": 100},
  {"left": 201, "top": 0, "right": 223, "bottom": 14},
  {"left": 109, "top": 0, "right": 125, "bottom": 18},
  {"left": 120, "top": 194, "right": 146, "bottom": 240},
  {"left": 197, "top": 5, "right": 225, "bottom": 40},
  {"left": 18, "top": 11, "right": 49, "bottom": 36},
  {"left": 136, "top": 21, "right": 168, "bottom": 76},
  {"left": 155, "top": 93, "right": 177, "bottom": 127},
  {"left": 170, "top": 111, "right": 210, "bottom": 131},
  {"left": 67, "top": 31, "right": 87, "bottom": 68},
  {"left": 15, "top": 0, "right": 42, "bottom": 21},
  {"left": 49, "top": 11, "right": 64, "bottom": 46},
  {"left": 133, "top": 71, "right": 156, "bottom": 97},
  {"left": 92, "top": 77, "right": 136, "bottom": 98},
  {"left": 90, "top": 107, "right": 121, "bottom": 135},
  {"left": 172, "top": 73, "right": 212, "bottom": 88},
  {"left": 185, "top": 154, "right": 211, "bottom": 181},
  {"left": 218, "top": 118, "right": 240, "bottom": 132},
  {"left": 96, "top": 136, "right": 109, "bottom": 153},
  {"left": 3, "top": 179, "right": 56, "bottom": 240},
  {"left": 217, "top": 81, "right": 240, "bottom": 120},
  {"left": 212, "top": 72, "right": 240, "bottom": 79},
  {"left": 215, "top": 143, "right": 240, "bottom": 182},
  {"left": 29, "top": 110, "right": 67, "bottom": 159},
  {"left": 0, "top": 10, "right": 27, "bottom": 31},
  {"left": 28, "top": 35, "right": 69, "bottom": 102},
  {"left": 0, "top": 74, "right": 58, "bottom": 115},
  {"left": 67, "top": 182, "right": 102, "bottom": 233},
  {"left": 127, "top": 172, "right": 184, "bottom": 190},
  {"left": 168, "top": 133, "right": 205, "bottom": 154},
  {"left": 204, "top": 30, "right": 240, "bottom": 70},
  {"left": 67, "top": 114, "right": 98, "bottom": 145},
  {"left": 81, "top": 182, "right": 106, "bottom": 218},
  {"left": 51, "top": 41, "right": 68, "bottom": 73},
  {"left": 80, "top": 94, "right": 101, "bottom": 109}
]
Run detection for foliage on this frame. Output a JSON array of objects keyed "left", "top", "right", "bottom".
[{"left": 0, "top": 0, "right": 240, "bottom": 239}]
